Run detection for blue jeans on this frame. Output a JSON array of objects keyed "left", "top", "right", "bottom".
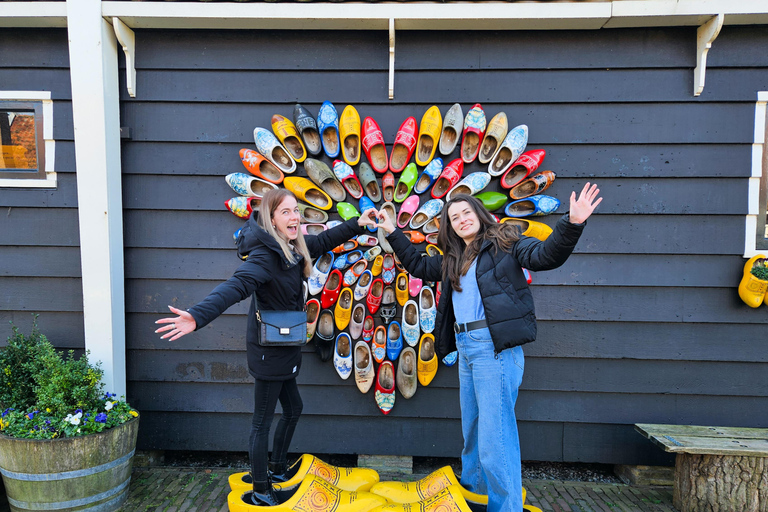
[{"left": 456, "top": 328, "right": 525, "bottom": 512}]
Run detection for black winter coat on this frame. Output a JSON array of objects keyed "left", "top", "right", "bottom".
[
  {"left": 387, "top": 215, "right": 584, "bottom": 359},
  {"left": 188, "top": 215, "right": 365, "bottom": 380}
]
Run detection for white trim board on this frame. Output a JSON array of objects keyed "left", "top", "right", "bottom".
[{"left": 744, "top": 91, "right": 768, "bottom": 258}]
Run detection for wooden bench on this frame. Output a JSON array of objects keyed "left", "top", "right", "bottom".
[{"left": 635, "top": 424, "right": 768, "bottom": 512}]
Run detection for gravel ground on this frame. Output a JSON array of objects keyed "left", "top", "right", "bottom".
[{"left": 158, "top": 451, "right": 621, "bottom": 483}]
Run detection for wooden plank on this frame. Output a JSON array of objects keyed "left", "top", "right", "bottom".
[
  {"left": 0, "top": 208, "right": 80, "bottom": 247},
  {"left": 0, "top": 246, "right": 81, "bottom": 277},
  {"left": 642, "top": 433, "right": 768, "bottom": 457},
  {"left": 0, "top": 171, "right": 79, "bottom": 207},
  {"left": 0, "top": 311, "right": 84, "bottom": 349},
  {"left": 708, "top": 25, "right": 768, "bottom": 67},
  {"left": 52, "top": 100, "right": 73, "bottom": 141},
  {"left": 0, "top": 277, "right": 83, "bottom": 312},
  {"left": 636, "top": 424, "right": 768, "bottom": 441},
  {"left": 53, "top": 140, "right": 75, "bottom": 172},
  {"left": 0, "top": 68, "right": 72, "bottom": 100},
  {"left": 0, "top": 28, "right": 70, "bottom": 68},
  {"left": 563, "top": 423, "right": 675, "bottom": 466}
]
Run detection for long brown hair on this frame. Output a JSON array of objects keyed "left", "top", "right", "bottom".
[
  {"left": 437, "top": 194, "right": 521, "bottom": 291},
  {"left": 257, "top": 189, "right": 313, "bottom": 277}
]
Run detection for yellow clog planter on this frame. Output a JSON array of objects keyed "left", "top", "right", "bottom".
[
  {"left": 340, "top": 105, "right": 362, "bottom": 166},
  {"left": 738, "top": 254, "right": 768, "bottom": 308}
]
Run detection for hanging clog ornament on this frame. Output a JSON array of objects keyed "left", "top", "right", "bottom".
[
  {"left": 358, "top": 162, "right": 382, "bottom": 202},
  {"left": 501, "top": 148, "right": 545, "bottom": 189},
  {"left": 500, "top": 218, "right": 553, "bottom": 241},
  {"left": 414, "top": 157, "right": 443, "bottom": 195},
  {"left": 362, "top": 117, "right": 389, "bottom": 174},
  {"left": 298, "top": 202, "right": 329, "bottom": 223},
  {"left": 239, "top": 148, "right": 284, "bottom": 184},
  {"left": 340, "top": 105, "right": 362, "bottom": 166},
  {"left": 446, "top": 172, "right": 492, "bottom": 201},
  {"left": 293, "top": 103, "right": 322, "bottom": 156},
  {"left": 359, "top": 196, "right": 377, "bottom": 233},
  {"left": 284, "top": 176, "right": 333, "bottom": 211},
  {"left": 305, "top": 158, "right": 346, "bottom": 202},
  {"left": 474, "top": 191, "right": 508, "bottom": 211},
  {"left": 317, "top": 101, "right": 341, "bottom": 158},
  {"left": 225, "top": 196, "right": 260, "bottom": 219},
  {"left": 409, "top": 198, "right": 444, "bottom": 230},
  {"left": 504, "top": 195, "right": 560, "bottom": 217},
  {"left": 431, "top": 158, "right": 463, "bottom": 199},
  {"left": 439, "top": 103, "right": 463, "bottom": 155},
  {"left": 460, "top": 103, "right": 487, "bottom": 164},
  {"left": 490, "top": 124, "right": 529, "bottom": 178},
  {"left": 253, "top": 127, "right": 296, "bottom": 174},
  {"left": 225, "top": 173, "right": 278, "bottom": 198},
  {"left": 416, "top": 106, "right": 442, "bottom": 166},
  {"left": 271, "top": 114, "right": 307, "bottom": 163},
  {"left": 478, "top": 112, "right": 508, "bottom": 165},
  {"left": 382, "top": 171, "right": 396, "bottom": 203},
  {"left": 509, "top": 170, "right": 557, "bottom": 200},
  {"left": 337, "top": 202, "right": 362, "bottom": 221},
  {"left": 333, "top": 159, "right": 364, "bottom": 199},
  {"left": 389, "top": 117, "right": 418, "bottom": 173},
  {"left": 396, "top": 195, "right": 420, "bottom": 229},
  {"left": 394, "top": 163, "right": 418, "bottom": 203}
]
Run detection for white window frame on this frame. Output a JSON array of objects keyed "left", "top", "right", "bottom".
[
  {"left": 745, "top": 91, "right": 768, "bottom": 257},
  {"left": 0, "top": 91, "right": 56, "bottom": 189}
]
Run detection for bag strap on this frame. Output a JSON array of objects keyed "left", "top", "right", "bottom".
[{"left": 254, "top": 274, "right": 306, "bottom": 321}]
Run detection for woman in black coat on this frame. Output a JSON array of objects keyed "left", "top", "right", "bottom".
[{"left": 155, "top": 188, "right": 378, "bottom": 505}]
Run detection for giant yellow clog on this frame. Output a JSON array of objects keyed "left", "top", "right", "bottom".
[
  {"left": 228, "top": 474, "right": 387, "bottom": 512},
  {"left": 500, "top": 217, "right": 552, "bottom": 241},
  {"left": 370, "top": 466, "right": 485, "bottom": 504},
  {"left": 369, "top": 485, "right": 484, "bottom": 512},
  {"left": 284, "top": 177, "right": 333, "bottom": 211},
  {"left": 415, "top": 106, "right": 442, "bottom": 167},
  {"left": 272, "top": 115, "right": 307, "bottom": 163},
  {"left": 738, "top": 254, "right": 768, "bottom": 308},
  {"left": 340, "top": 105, "right": 362, "bottom": 167}
]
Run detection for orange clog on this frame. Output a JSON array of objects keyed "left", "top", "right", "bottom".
[{"left": 239, "top": 148, "right": 284, "bottom": 184}]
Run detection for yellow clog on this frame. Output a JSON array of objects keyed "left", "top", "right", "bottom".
[
  {"left": 417, "top": 333, "right": 437, "bottom": 387},
  {"left": 369, "top": 485, "right": 484, "bottom": 512},
  {"left": 369, "top": 466, "right": 486, "bottom": 505},
  {"left": 425, "top": 244, "right": 443, "bottom": 257},
  {"left": 228, "top": 474, "right": 387, "bottom": 512},
  {"left": 416, "top": 106, "right": 442, "bottom": 167},
  {"left": 272, "top": 115, "right": 307, "bottom": 163},
  {"left": 738, "top": 254, "right": 768, "bottom": 308},
  {"left": 340, "top": 105, "right": 362, "bottom": 166},
  {"left": 500, "top": 218, "right": 552, "bottom": 241},
  {"left": 335, "top": 288, "right": 354, "bottom": 330},
  {"left": 478, "top": 112, "right": 508, "bottom": 165},
  {"left": 395, "top": 273, "right": 409, "bottom": 306},
  {"left": 284, "top": 177, "right": 333, "bottom": 211},
  {"left": 371, "top": 255, "right": 384, "bottom": 277}
]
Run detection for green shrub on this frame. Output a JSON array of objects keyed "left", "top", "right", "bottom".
[{"left": 751, "top": 259, "right": 768, "bottom": 281}]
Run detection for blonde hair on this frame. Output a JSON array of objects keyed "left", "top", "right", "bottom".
[{"left": 257, "top": 189, "right": 313, "bottom": 278}]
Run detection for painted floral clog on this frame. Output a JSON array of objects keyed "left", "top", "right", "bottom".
[
  {"left": 317, "top": 101, "right": 341, "bottom": 158},
  {"left": 362, "top": 315, "right": 375, "bottom": 342},
  {"left": 350, "top": 303, "right": 365, "bottom": 340},
  {"left": 359, "top": 196, "right": 377, "bottom": 233},
  {"left": 416, "top": 106, "right": 442, "bottom": 166},
  {"left": 362, "top": 117, "right": 388, "bottom": 174},
  {"left": 414, "top": 158, "right": 443, "bottom": 195},
  {"left": 334, "top": 332, "right": 353, "bottom": 379},
  {"left": 371, "top": 326, "right": 386, "bottom": 363},
  {"left": 358, "top": 162, "right": 382, "bottom": 202},
  {"left": 333, "top": 160, "right": 364, "bottom": 199},
  {"left": 439, "top": 103, "right": 463, "bottom": 156},
  {"left": 418, "top": 287, "right": 436, "bottom": 333},
  {"left": 293, "top": 103, "right": 322, "bottom": 156},
  {"left": 340, "top": 105, "right": 361, "bottom": 166},
  {"left": 239, "top": 148, "right": 284, "bottom": 184},
  {"left": 386, "top": 321, "right": 403, "bottom": 361},
  {"left": 321, "top": 269, "right": 343, "bottom": 309},
  {"left": 390, "top": 117, "right": 418, "bottom": 174},
  {"left": 501, "top": 149, "right": 546, "bottom": 189},
  {"left": 510, "top": 170, "right": 557, "bottom": 200},
  {"left": 305, "top": 158, "right": 346, "bottom": 202},
  {"left": 490, "top": 124, "right": 529, "bottom": 178},
  {"left": 393, "top": 163, "right": 418, "bottom": 203},
  {"left": 354, "top": 270, "right": 374, "bottom": 301},
  {"left": 382, "top": 171, "right": 395, "bottom": 203},
  {"left": 364, "top": 247, "right": 382, "bottom": 262},
  {"left": 409, "top": 198, "right": 444, "bottom": 230},
  {"left": 474, "top": 191, "right": 508, "bottom": 211},
  {"left": 306, "top": 298, "right": 321, "bottom": 342},
  {"left": 357, "top": 234, "right": 378, "bottom": 247},
  {"left": 402, "top": 300, "right": 420, "bottom": 347},
  {"left": 272, "top": 114, "right": 307, "bottom": 163},
  {"left": 381, "top": 254, "right": 396, "bottom": 285},
  {"left": 344, "top": 259, "right": 368, "bottom": 287},
  {"left": 366, "top": 278, "right": 384, "bottom": 315},
  {"left": 284, "top": 177, "right": 332, "bottom": 211},
  {"left": 442, "top": 351, "right": 458, "bottom": 366},
  {"left": 500, "top": 217, "right": 553, "bottom": 241},
  {"left": 461, "top": 103, "right": 487, "bottom": 164},
  {"left": 431, "top": 158, "right": 463, "bottom": 199},
  {"left": 446, "top": 172, "right": 492, "bottom": 201},
  {"left": 354, "top": 340, "right": 375, "bottom": 394},
  {"left": 309, "top": 252, "right": 335, "bottom": 296},
  {"left": 298, "top": 202, "right": 329, "bottom": 223},
  {"left": 417, "top": 333, "right": 438, "bottom": 386},
  {"left": 253, "top": 127, "right": 296, "bottom": 174},
  {"left": 337, "top": 202, "right": 361, "bottom": 221},
  {"left": 226, "top": 172, "right": 278, "bottom": 198},
  {"left": 409, "top": 274, "right": 422, "bottom": 298},
  {"left": 375, "top": 361, "right": 396, "bottom": 415},
  {"left": 225, "top": 196, "right": 260, "bottom": 219},
  {"left": 478, "top": 112, "right": 508, "bottom": 164},
  {"left": 504, "top": 195, "right": 560, "bottom": 217},
  {"left": 396, "top": 347, "right": 418, "bottom": 399},
  {"left": 396, "top": 195, "right": 420, "bottom": 229}
]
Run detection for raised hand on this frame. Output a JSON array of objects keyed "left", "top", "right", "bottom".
[
  {"left": 155, "top": 305, "right": 196, "bottom": 341},
  {"left": 358, "top": 208, "right": 379, "bottom": 230},
  {"left": 378, "top": 209, "right": 397, "bottom": 235},
  {"left": 569, "top": 182, "right": 602, "bottom": 224}
]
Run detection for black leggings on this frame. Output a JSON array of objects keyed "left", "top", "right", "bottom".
[{"left": 249, "top": 378, "right": 303, "bottom": 483}]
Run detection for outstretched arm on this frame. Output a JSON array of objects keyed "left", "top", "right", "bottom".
[
  {"left": 304, "top": 208, "right": 379, "bottom": 258},
  {"left": 569, "top": 182, "right": 602, "bottom": 224},
  {"left": 379, "top": 209, "right": 443, "bottom": 282}
]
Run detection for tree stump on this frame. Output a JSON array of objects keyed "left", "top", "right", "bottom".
[{"left": 674, "top": 453, "right": 768, "bottom": 512}]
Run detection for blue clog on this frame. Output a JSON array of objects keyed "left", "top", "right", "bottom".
[
  {"left": 387, "top": 321, "right": 403, "bottom": 361},
  {"left": 317, "top": 101, "right": 340, "bottom": 158},
  {"left": 413, "top": 158, "right": 443, "bottom": 195},
  {"left": 359, "top": 196, "right": 377, "bottom": 233},
  {"left": 504, "top": 194, "right": 560, "bottom": 217}
]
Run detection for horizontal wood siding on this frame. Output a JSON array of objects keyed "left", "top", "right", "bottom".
[
  {"left": 0, "top": 29, "right": 82, "bottom": 351},
  {"left": 120, "top": 26, "right": 768, "bottom": 464}
]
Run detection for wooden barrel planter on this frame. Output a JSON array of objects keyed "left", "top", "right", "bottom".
[{"left": 0, "top": 416, "right": 139, "bottom": 512}]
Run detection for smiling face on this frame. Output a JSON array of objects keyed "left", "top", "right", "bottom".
[
  {"left": 447, "top": 200, "right": 480, "bottom": 244},
  {"left": 272, "top": 196, "right": 301, "bottom": 241}
]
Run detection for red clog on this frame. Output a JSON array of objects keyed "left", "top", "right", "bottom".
[
  {"left": 321, "top": 269, "right": 343, "bottom": 309},
  {"left": 431, "top": 158, "right": 464, "bottom": 199},
  {"left": 362, "top": 315, "right": 375, "bottom": 342},
  {"left": 333, "top": 160, "right": 364, "bottom": 199},
  {"left": 366, "top": 278, "right": 385, "bottom": 315},
  {"left": 389, "top": 117, "right": 418, "bottom": 174},
  {"left": 435, "top": 282, "right": 442, "bottom": 306},
  {"left": 461, "top": 103, "right": 487, "bottom": 164},
  {"left": 501, "top": 149, "right": 546, "bottom": 189},
  {"left": 382, "top": 171, "right": 396, "bottom": 203},
  {"left": 374, "top": 361, "right": 396, "bottom": 415},
  {"left": 381, "top": 254, "right": 396, "bottom": 285},
  {"left": 362, "top": 117, "right": 389, "bottom": 174}
]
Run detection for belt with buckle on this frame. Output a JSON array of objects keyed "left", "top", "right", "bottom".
[{"left": 453, "top": 319, "right": 488, "bottom": 334}]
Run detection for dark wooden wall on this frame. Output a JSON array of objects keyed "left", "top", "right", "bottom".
[{"left": 0, "top": 29, "right": 84, "bottom": 350}]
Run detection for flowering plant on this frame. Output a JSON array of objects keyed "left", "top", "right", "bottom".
[
  {"left": 0, "top": 317, "right": 138, "bottom": 440},
  {"left": 751, "top": 258, "right": 768, "bottom": 281}
]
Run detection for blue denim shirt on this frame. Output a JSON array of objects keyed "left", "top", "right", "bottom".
[{"left": 452, "top": 259, "right": 486, "bottom": 325}]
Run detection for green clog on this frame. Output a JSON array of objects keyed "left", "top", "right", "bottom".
[
  {"left": 394, "top": 163, "right": 418, "bottom": 203},
  {"left": 337, "top": 202, "right": 361, "bottom": 221},
  {"left": 474, "top": 191, "right": 507, "bottom": 211}
]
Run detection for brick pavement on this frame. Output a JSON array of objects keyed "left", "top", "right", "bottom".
[{"left": 118, "top": 468, "right": 678, "bottom": 512}]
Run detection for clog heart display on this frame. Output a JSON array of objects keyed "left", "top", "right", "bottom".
[
  {"left": 293, "top": 103, "right": 322, "bottom": 156},
  {"left": 334, "top": 332, "right": 353, "bottom": 379},
  {"left": 416, "top": 106, "right": 442, "bottom": 166},
  {"left": 354, "top": 270, "right": 374, "bottom": 301},
  {"left": 417, "top": 333, "right": 438, "bottom": 386},
  {"left": 371, "top": 326, "right": 387, "bottom": 363},
  {"left": 340, "top": 105, "right": 361, "bottom": 166},
  {"left": 401, "top": 300, "right": 420, "bottom": 347},
  {"left": 409, "top": 199, "right": 444, "bottom": 230},
  {"left": 739, "top": 254, "right": 768, "bottom": 308},
  {"left": 306, "top": 298, "right": 321, "bottom": 342},
  {"left": 375, "top": 361, "right": 396, "bottom": 415},
  {"left": 413, "top": 158, "right": 443, "bottom": 195},
  {"left": 501, "top": 148, "right": 546, "bottom": 189},
  {"left": 382, "top": 171, "right": 395, "bottom": 203},
  {"left": 366, "top": 278, "right": 384, "bottom": 315},
  {"left": 333, "top": 160, "right": 364, "bottom": 199},
  {"left": 461, "top": 103, "right": 487, "bottom": 164},
  {"left": 240, "top": 148, "right": 284, "bottom": 184},
  {"left": 500, "top": 218, "right": 553, "bottom": 241},
  {"left": 337, "top": 202, "right": 361, "bottom": 221},
  {"left": 396, "top": 195, "right": 420, "bottom": 229},
  {"left": 358, "top": 163, "right": 382, "bottom": 202},
  {"left": 509, "top": 170, "right": 557, "bottom": 200},
  {"left": 315, "top": 310, "right": 335, "bottom": 362},
  {"left": 394, "top": 163, "right": 418, "bottom": 203},
  {"left": 321, "top": 269, "right": 343, "bottom": 309},
  {"left": 395, "top": 273, "right": 409, "bottom": 306},
  {"left": 504, "top": 195, "right": 560, "bottom": 217},
  {"left": 439, "top": 103, "right": 464, "bottom": 155},
  {"left": 272, "top": 114, "right": 307, "bottom": 163},
  {"left": 446, "top": 172, "right": 492, "bottom": 201},
  {"left": 254, "top": 127, "right": 297, "bottom": 174},
  {"left": 344, "top": 259, "right": 368, "bottom": 286},
  {"left": 389, "top": 117, "right": 418, "bottom": 173},
  {"left": 418, "top": 287, "right": 436, "bottom": 333},
  {"left": 431, "top": 158, "right": 463, "bottom": 199},
  {"left": 396, "top": 347, "right": 418, "bottom": 399},
  {"left": 369, "top": 466, "right": 487, "bottom": 504},
  {"left": 478, "top": 112, "right": 508, "bottom": 165},
  {"left": 317, "top": 101, "right": 341, "bottom": 158},
  {"left": 386, "top": 321, "right": 403, "bottom": 361},
  {"left": 298, "top": 202, "right": 329, "bottom": 223},
  {"left": 354, "top": 341, "right": 375, "bottom": 393},
  {"left": 362, "top": 117, "right": 388, "bottom": 174},
  {"left": 362, "top": 315, "right": 375, "bottom": 342},
  {"left": 302, "top": 223, "right": 328, "bottom": 236},
  {"left": 350, "top": 304, "right": 365, "bottom": 339},
  {"left": 402, "top": 231, "right": 426, "bottom": 244},
  {"left": 309, "top": 252, "right": 335, "bottom": 296},
  {"left": 226, "top": 173, "right": 279, "bottom": 198},
  {"left": 225, "top": 196, "right": 260, "bottom": 219},
  {"left": 490, "top": 125, "right": 529, "bottom": 178},
  {"left": 408, "top": 275, "right": 422, "bottom": 298},
  {"left": 474, "top": 190, "right": 508, "bottom": 211},
  {"left": 305, "top": 158, "right": 346, "bottom": 202},
  {"left": 284, "top": 177, "right": 332, "bottom": 211}
]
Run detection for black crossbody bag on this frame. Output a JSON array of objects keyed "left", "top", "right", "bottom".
[{"left": 255, "top": 281, "right": 307, "bottom": 347}]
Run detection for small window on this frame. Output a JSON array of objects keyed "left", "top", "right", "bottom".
[
  {"left": 758, "top": 106, "right": 768, "bottom": 251},
  {"left": 0, "top": 92, "right": 56, "bottom": 188}
]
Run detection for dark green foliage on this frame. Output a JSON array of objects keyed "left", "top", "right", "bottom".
[{"left": 751, "top": 259, "right": 768, "bottom": 281}]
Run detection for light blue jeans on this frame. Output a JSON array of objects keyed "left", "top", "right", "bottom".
[{"left": 456, "top": 327, "right": 525, "bottom": 512}]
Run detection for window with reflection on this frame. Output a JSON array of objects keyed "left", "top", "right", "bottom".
[{"left": 0, "top": 101, "right": 46, "bottom": 180}]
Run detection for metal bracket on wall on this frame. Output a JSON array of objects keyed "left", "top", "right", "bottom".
[
  {"left": 112, "top": 17, "right": 136, "bottom": 98},
  {"left": 694, "top": 13, "right": 724, "bottom": 97},
  {"left": 389, "top": 18, "right": 395, "bottom": 100}
]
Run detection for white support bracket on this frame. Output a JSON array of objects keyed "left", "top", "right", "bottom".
[
  {"left": 388, "top": 18, "right": 395, "bottom": 100},
  {"left": 693, "top": 13, "right": 723, "bottom": 97},
  {"left": 112, "top": 16, "right": 136, "bottom": 98}
]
